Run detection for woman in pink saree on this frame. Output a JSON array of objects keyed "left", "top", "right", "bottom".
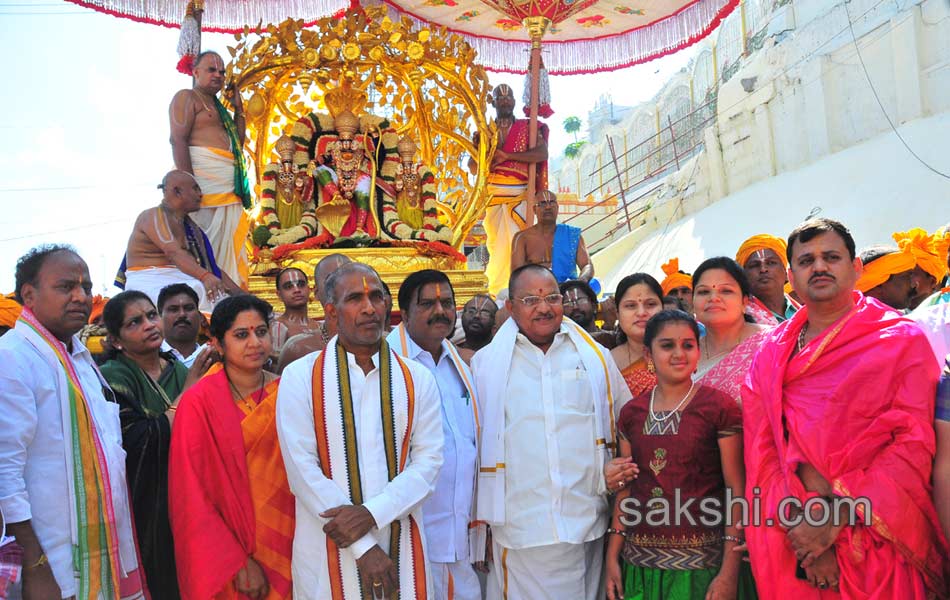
[{"left": 691, "top": 258, "right": 771, "bottom": 405}]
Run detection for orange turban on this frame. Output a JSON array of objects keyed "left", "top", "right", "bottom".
[
  {"left": 660, "top": 258, "right": 692, "bottom": 296},
  {"left": 856, "top": 248, "right": 916, "bottom": 293},
  {"left": 89, "top": 294, "right": 107, "bottom": 324},
  {"left": 736, "top": 234, "right": 788, "bottom": 269},
  {"left": 0, "top": 294, "right": 22, "bottom": 329},
  {"left": 892, "top": 228, "right": 950, "bottom": 282}
]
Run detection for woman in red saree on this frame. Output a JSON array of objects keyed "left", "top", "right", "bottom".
[
  {"left": 609, "top": 274, "right": 664, "bottom": 406},
  {"left": 169, "top": 295, "right": 294, "bottom": 599},
  {"left": 690, "top": 258, "right": 771, "bottom": 405}
]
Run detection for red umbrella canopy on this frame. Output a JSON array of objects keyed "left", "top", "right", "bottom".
[
  {"left": 380, "top": 0, "right": 739, "bottom": 74},
  {"left": 67, "top": 0, "right": 738, "bottom": 74}
]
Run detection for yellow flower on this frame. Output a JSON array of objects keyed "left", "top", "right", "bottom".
[
  {"left": 329, "top": 38, "right": 342, "bottom": 48},
  {"left": 369, "top": 46, "right": 384, "bottom": 61},
  {"left": 380, "top": 16, "right": 394, "bottom": 31},
  {"left": 389, "top": 32, "right": 403, "bottom": 44},
  {"left": 321, "top": 45, "right": 337, "bottom": 61},
  {"left": 342, "top": 43, "right": 361, "bottom": 61},
  {"left": 407, "top": 42, "right": 424, "bottom": 61},
  {"left": 418, "top": 29, "right": 430, "bottom": 43},
  {"left": 302, "top": 47, "right": 320, "bottom": 66}
]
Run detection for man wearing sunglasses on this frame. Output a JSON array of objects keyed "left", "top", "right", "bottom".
[
  {"left": 511, "top": 190, "right": 594, "bottom": 285},
  {"left": 471, "top": 264, "right": 634, "bottom": 600}
]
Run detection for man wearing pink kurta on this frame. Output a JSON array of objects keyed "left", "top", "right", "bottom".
[{"left": 742, "top": 218, "right": 948, "bottom": 599}]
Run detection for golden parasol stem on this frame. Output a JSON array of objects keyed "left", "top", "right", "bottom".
[{"left": 523, "top": 16, "right": 549, "bottom": 227}]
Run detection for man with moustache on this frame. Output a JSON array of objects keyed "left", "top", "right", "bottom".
[
  {"left": 270, "top": 267, "right": 317, "bottom": 356},
  {"left": 387, "top": 270, "right": 482, "bottom": 600},
  {"left": 158, "top": 283, "right": 212, "bottom": 368},
  {"left": 855, "top": 245, "right": 917, "bottom": 311},
  {"left": 119, "top": 170, "right": 243, "bottom": 313},
  {"left": 467, "top": 84, "right": 549, "bottom": 295},
  {"left": 276, "top": 253, "right": 352, "bottom": 372},
  {"left": 0, "top": 245, "right": 146, "bottom": 599},
  {"left": 736, "top": 233, "right": 801, "bottom": 324},
  {"left": 472, "top": 264, "right": 633, "bottom": 600},
  {"left": 276, "top": 262, "right": 443, "bottom": 599},
  {"left": 458, "top": 293, "right": 498, "bottom": 354},
  {"left": 560, "top": 279, "right": 615, "bottom": 349},
  {"left": 742, "top": 218, "right": 947, "bottom": 598},
  {"left": 170, "top": 50, "right": 252, "bottom": 287},
  {"left": 511, "top": 190, "right": 593, "bottom": 285}
]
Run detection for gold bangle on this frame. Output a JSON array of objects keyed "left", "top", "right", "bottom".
[{"left": 27, "top": 553, "right": 48, "bottom": 570}]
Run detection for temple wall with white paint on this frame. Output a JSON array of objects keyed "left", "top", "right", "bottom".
[{"left": 564, "top": 0, "right": 950, "bottom": 292}]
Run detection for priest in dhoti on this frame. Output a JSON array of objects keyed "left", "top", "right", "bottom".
[
  {"left": 276, "top": 262, "right": 444, "bottom": 599},
  {"left": 170, "top": 50, "right": 252, "bottom": 288},
  {"left": 468, "top": 84, "right": 549, "bottom": 295},
  {"left": 472, "top": 264, "right": 632, "bottom": 600},
  {"left": 743, "top": 218, "right": 948, "bottom": 598}
]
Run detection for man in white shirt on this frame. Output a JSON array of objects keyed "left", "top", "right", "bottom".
[
  {"left": 277, "top": 262, "right": 444, "bottom": 599},
  {"left": 157, "top": 282, "right": 208, "bottom": 367},
  {"left": 0, "top": 245, "right": 144, "bottom": 599},
  {"left": 472, "top": 264, "right": 632, "bottom": 600},
  {"left": 387, "top": 270, "right": 482, "bottom": 600}
]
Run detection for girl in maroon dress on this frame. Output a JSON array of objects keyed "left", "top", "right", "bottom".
[{"left": 605, "top": 310, "right": 751, "bottom": 600}]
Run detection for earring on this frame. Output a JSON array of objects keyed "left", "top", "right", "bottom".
[{"left": 647, "top": 360, "right": 655, "bottom": 374}]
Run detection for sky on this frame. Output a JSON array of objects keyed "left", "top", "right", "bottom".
[{"left": 0, "top": 2, "right": 696, "bottom": 294}]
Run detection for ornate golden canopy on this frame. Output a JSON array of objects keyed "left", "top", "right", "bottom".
[{"left": 224, "top": 7, "right": 497, "bottom": 249}]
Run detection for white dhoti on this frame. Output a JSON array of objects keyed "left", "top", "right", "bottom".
[
  {"left": 487, "top": 538, "right": 603, "bottom": 600},
  {"left": 189, "top": 146, "right": 250, "bottom": 287},
  {"left": 483, "top": 182, "right": 527, "bottom": 296},
  {"left": 124, "top": 267, "right": 215, "bottom": 314},
  {"left": 431, "top": 560, "right": 483, "bottom": 600}
]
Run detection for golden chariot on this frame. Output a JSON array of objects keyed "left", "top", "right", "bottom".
[{"left": 224, "top": 7, "right": 498, "bottom": 315}]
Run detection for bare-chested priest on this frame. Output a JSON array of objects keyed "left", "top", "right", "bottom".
[
  {"left": 275, "top": 253, "right": 352, "bottom": 372},
  {"left": 170, "top": 50, "right": 251, "bottom": 289},
  {"left": 510, "top": 190, "right": 593, "bottom": 284},
  {"left": 119, "top": 170, "right": 242, "bottom": 313}
]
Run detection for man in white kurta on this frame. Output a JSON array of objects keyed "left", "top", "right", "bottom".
[
  {"left": 473, "top": 264, "right": 631, "bottom": 600},
  {"left": 387, "top": 270, "right": 482, "bottom": 600},
  {"left": 0, "top": 247, "right": 141, "bottom": 599},
  {"left": 277, "top": 263, "right": 444, "bottom": 600}
]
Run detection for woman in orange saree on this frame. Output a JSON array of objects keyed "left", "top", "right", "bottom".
[{"left": 169, "top": 295, "right": 294, "bottom": 599}]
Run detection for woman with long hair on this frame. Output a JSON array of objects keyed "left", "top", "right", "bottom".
[
  {"left": 609, "top": 274, "right": 665, "bottom": 401},
  {"left": 100, "top": 290, "right": 212, "bottom": 600},
  {"left": 605, "top": 310, "right": 748, "bottom": 600},
  {"left": 169, "top": 295, "right": 294, "bottom": 599},
  {"left": 691, "top": 258, "right": 771, "bottom": 404}
]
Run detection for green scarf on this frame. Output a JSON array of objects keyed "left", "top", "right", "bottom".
[{"left": 214, "top": 96, "right": 252, "bottom": 209}]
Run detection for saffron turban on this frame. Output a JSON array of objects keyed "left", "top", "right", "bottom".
[
  {"left": 736, "top": 234, "right": 788, "bottom": 269},
  {"left": 892, "top": 228, "right": 950, "bottom": 282},
  {"left": 856, "top": 248, "right": 916, "bottom": 293},
  {"left": 0, "top": 294, "right": 22, "bottom": 329},
  {"left": 88, "top": 294, "right": 107, "bottom": 324},
  {"left": 660, "top": 258, "right": 692, "bottom": 296}
]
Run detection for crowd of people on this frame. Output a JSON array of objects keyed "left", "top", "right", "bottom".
[{"left": 0, "top": 214, "right": 948, "bottom": 600}]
